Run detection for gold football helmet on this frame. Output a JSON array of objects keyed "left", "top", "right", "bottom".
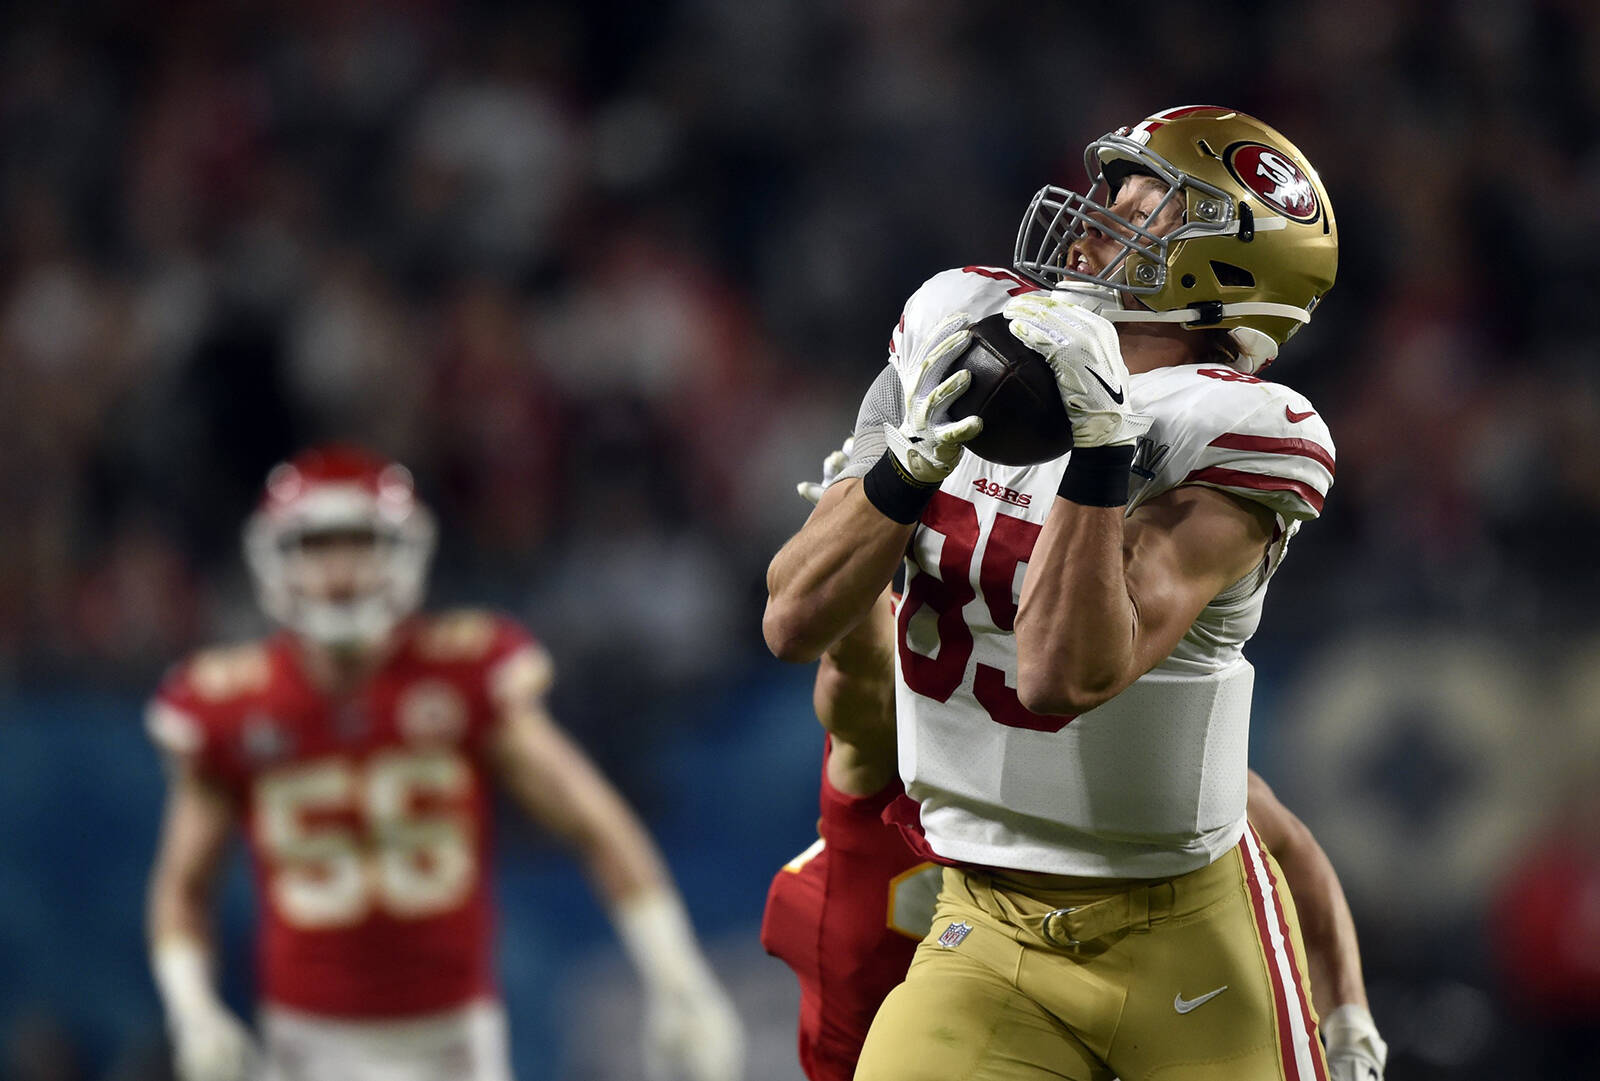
[{"left": 1013, "top": 105, "right": 1337, "bottom": 372}]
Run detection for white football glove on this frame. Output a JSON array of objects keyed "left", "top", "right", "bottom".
[
  {"left": 153, "top": 940, "right": 259, "bottom": 1081},
  {"left": 1322, "top": 1004, "right": 1388, "bottom": 1081},
  {"left": 885, "top": 309, "right": 984, "bottom": 483},
  {"left": 169, "top": 1007, "right": 260, "bottom": 1081},
  {"left": 1001, "top": 291, "right": 1151, "bottom": 449},
  {"left": 642, "top": 971, "right": 745, "bottom": 1081},
  {"left": 798, "top": 437, "right": 853, "bottom": 505},
  {"left": 614, "top": 891, "right": 745, "bottom": 1081}
]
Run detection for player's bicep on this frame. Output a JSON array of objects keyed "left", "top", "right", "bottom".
[
  {"left": 1246, "top": 769, "right": 1319, "bottom": 868},
  {"left": 1122, "top": 484, "right": 1276, "bottom": 671}
]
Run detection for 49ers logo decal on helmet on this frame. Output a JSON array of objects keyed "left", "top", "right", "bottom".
[{"left": 1225, "top": 142, "right": 1321, "bottom": 224}]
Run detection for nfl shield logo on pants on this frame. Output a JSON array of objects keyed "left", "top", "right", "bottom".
[{"left": 937, "top": 921, "right": 972, "bottom": 948}]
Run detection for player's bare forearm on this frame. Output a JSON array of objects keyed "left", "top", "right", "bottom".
[
  {"left": 764, "top": 478, "right": 913, "bottom": 663},
  {"left": 491, "top": 703, "right": 670, "bottom": 905},
  {"left": 814, "top": 587, "right": 898, "bottom": 796},
  {"left": 148, "top": 772, "right": 258, "bottom": 1079},
  {"left": 148, "top": 875, "right": 214, "bottom": 951},
  {"left": 1248, "top": 771, "right": 1369, "bottom": 1012},
  {"left": 1014, "top": 500, "right": 1137, "bottom": 714},
  {"left": 147, "top": 765, "right": 235, "bottom": 949}
]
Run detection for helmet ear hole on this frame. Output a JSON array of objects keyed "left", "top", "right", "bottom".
[{"left": 1209, "top": 260, "right": 1256, "bottom": 288}]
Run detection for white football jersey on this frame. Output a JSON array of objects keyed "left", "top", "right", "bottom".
[{"left": 888, "top": 267, "right": 1335, "bottom": 878}]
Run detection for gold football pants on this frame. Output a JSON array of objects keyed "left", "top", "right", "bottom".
[{"left": 854, "top": 828, "right": 1328, "bottom": 1081}]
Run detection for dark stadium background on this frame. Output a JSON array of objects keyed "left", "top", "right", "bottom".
[{"left": 2, "top": 1, "right": 1597, "bottom": 1078}]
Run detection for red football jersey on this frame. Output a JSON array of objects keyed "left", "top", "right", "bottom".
[
  {"left": 761, "top": 740, "right": 941, "bottom": 1081},
  {"left": 147, "top": 610, "right": 547, "bottom": 1018}
]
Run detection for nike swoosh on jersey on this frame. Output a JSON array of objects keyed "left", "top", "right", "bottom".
[
  {"left": 1086, "top": 367, "right": 1125, "bottom": 404},
  {"left": 1285, "top": 406, "right": 1316, "bottom": 423},
  {"left": 1173, "top": 985, "right": 1229, "bottom": 1014}
]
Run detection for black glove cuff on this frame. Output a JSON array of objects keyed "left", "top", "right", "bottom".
[
  {"left": 1057, "top": 444, "right": 1136, "bottom": 507},
  {"left": 863, "top": 452, "right": 938, "bottom": 524}
]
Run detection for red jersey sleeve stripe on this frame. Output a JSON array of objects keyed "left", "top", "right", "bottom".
[
  {"left": 960, "top": 266, "right": 1040, "bottom": 296},
  {"left": 1184, "top": 466, "right": 1326, "bottom": 514},
  {"left": 1208, "top": 432, "right": 1335, "bottom": 475}
]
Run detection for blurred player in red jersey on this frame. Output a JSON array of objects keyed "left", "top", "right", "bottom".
[
  {"left": 762, "top": 446, "right": 1386, "bottom": 1081},
  {"left": 145, "top": 445, "right": 744, "bottom": 1081}
]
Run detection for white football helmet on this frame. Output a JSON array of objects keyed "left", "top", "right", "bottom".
[{"left": 243, "top": 445, "right": 436, "bottom": 648}]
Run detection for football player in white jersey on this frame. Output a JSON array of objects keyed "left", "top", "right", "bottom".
[
  {"left": 765, "top": 107, "right": 1363, "bottom": 1080},
  {"left": 769, "top": 450, "right": 1386, "bottom": 1081}
]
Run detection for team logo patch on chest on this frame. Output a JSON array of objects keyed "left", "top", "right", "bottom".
[
  {"left": 937, "top": 920, "right": 973, "bottom": 948},
  {"left": 971, "top": 477, "right": 1032, "bottom": 508},
  {"left": 398, "top": 680, "right": 469, "bottom": 744},
  {"left": 240, "top": 713, "right": 293, "bottom": 764}
]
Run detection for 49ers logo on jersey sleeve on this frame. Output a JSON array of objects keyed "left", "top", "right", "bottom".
[{"left": 1224, "top": 142, "right": 1321, "bottom": 224}]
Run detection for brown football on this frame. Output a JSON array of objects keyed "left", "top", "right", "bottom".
[{"left": 944, "top": 312, "right": 1072, "bottom": 466}]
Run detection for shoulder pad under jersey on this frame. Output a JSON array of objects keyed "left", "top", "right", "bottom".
[
  {"left": 1132, "top": 365, "right": 1335, "bottom": 523},
  {"left": 145, "top": 641, "right": 274, "bottom": 759},
  {"left": 412, "top": 609, "right": 551, "bottom": 705},
  {"left": 888, "top": 266, "right": 1042, "bottom": 364}
]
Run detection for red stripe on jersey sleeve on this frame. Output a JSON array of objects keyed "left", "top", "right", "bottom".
[
  {"left": 1207, "top": 432, "right": 1335, "bottom": 475},
  {"left": 960, "top": 266, "right": 1040, "bottom": 296},
  {"left": 1184, "top": 466, "right": 1326, "bottom": 514}
]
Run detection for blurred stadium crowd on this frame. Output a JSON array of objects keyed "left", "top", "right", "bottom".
[{"left": 2, "top": 1, "right": 1599, "bottom": 1079}]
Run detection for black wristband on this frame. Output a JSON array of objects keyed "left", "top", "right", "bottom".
[
  {"left": 1057, "top": 444, "right": 1136, "bottom": 507},
  {"left": 863, "top": 452, "right": 939, "bottom": 524}
]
